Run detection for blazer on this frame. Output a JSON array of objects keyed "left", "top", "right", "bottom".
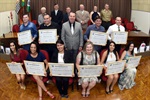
[
  {"left": 61, "top": 21, "right": 83, "bottom": 50},
  {"left": 51, "top": 50, "right": 73, "bottom": 63},
  {"left": 76, "top": 10, "right": 90, "bottom": 29},
  {"left": 51, "top": 10, "right": 63, "bottom": 26}
]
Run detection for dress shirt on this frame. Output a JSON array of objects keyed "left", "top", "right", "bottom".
[
  {"left": 84, "top": 24, "right": 105, "bottom": 41},
  {"left": 106, "top": 24, "right": 125, "bottom": 40},
  {"left": 101, "top": 9, "right": 112, "bottom": 22}
]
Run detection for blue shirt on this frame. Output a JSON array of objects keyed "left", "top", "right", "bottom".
[
  {"left": 26, "top": 52, "right": 46, "bottom": 62},
  {"left": 20, "top": 21, "right": 37, "bottom": 39},
  {"left": 84, "top": 24, "right": 105, "bottom": 41}
]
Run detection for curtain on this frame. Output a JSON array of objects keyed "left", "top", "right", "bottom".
[{"left": 28, "top": 0, "right": 131, "bottom": 21}]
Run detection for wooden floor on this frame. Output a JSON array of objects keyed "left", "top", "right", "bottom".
[{"left": 0, "top": 56, "right": 150, "bottom": 100}]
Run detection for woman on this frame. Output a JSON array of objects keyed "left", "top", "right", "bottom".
[
  {"left": 26, "top": 42, "right": 54, "bottom": 100},
  {"left": 90, "top": 6, "right": 101, "bottom": 24},
  {"left": 76, "top": 41, "right": 100, "bottom": 97},
  {"left": 118, "top": 42, "right": 137, "bottom": 90},
  {"left": 10, "top": 41, "right": 26, "bottom": 89},
  {"left": 100, "top": 41, "right": 119, "bottom": 94},
  {"left": 51, "top": 39, "right": 73, "bottom": 98}
]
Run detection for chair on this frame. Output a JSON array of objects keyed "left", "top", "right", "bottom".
[
  {"left": 119, "top": 48, "right": 125, "bottom": 58},
  {"left": 30, "top": 50, "right": 49, "bottom": 83},
  {"left": 126, "top": 22, "right": 137, "bottom": 31},
  {"left": 88, "top": 20, "right": 91, "bottom": 26},
  {"left": 110, "top": 18, "right": 115, "bottom": 25},
  {"left": 100, "top": 49, "right": 108, "bottom": 82},
  {"left": 12, "top": 24, "right": 20, "bottom": 32},
  {"left": 52, "top": 77, "right": 74, "bottom": 91}
]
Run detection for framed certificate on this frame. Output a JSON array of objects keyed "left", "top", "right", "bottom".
[
  {"left": 89, "top": 31, "right": 108, "bottom": 46},
  {"left": 126, "top": 56, "right": 142, "bottom": 68},
  {"left": 24, "top": 60, "right": 46, "bottom": 76},
  {"left": 111, "top": 31, "right": 128, "bottom": 44},
  {"left": 17, "top": 30, "right": 32, "bottom": 45},
  {"left": 78, "top": 65, "right": 103, "bottom": 77},
  {"left": 106, "top": 60, "right": 126, "bottom": 75},
  {"left": 39, "top": 29, "right": 57, "bottom": 44},
  {"left": 49, "top": 63, "right": 74, "bottom": 77},
  {"left": 6, "top": 63, "right": 25, "bottom": 74}
]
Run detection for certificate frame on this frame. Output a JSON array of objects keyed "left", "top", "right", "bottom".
[
  {"left": 49, "top": 63, "right": 74, "bottom": 77},
  {"left": 38, "top": 29, "right": 57, "bottom": 44},
  {"left": 111, "top": 31, "right": 128, "bottom": 44},
  {"left": 89, "top": 30, "right": 108, "bottom": 46},
  {"left": 78, "top": 65, "right": 104, "bottom": 77},
  {"left": 105, "top": 60, "right": 126, "bottom": 76},
  {"left": 127, "top": 56, "right": 142, "bottom": 68},
  {"left": 24, "top": 60, "right": 46, "bottom": 76},
  {"left": 6, "top": 62, "right": 25, "bottom": 74},
  {"left": 17, "top": 30, "right": 32, "bottom": 45}
]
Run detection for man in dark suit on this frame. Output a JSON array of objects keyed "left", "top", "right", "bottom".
[
  {"left": 51, "top": 3, "right": 63, "bottom": 29},
  {"left": 63, "top": 7, "right": 71, "bottom": 23},
  {"left": 61, "top": 12, "right": 83, "bottom": 63}
]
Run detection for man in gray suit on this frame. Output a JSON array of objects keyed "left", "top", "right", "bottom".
[
  {"left": 61, "top": 12, "right": 83, "bottom": 63},
  {"left": 76, "top": 4, "right": 90, "bottom": 30}
]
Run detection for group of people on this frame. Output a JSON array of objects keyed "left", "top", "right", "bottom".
[{"left": 9, "top": 3, "right": 138, "bottom": 100}]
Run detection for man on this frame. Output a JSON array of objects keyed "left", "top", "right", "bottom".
[
  {"left": 84, "top": 16, "right": 105, "bottom": 52},
  {"left": 101, "top": 4, "right": 113, "bottom": 30},
  {"left": 63, "top": 7, "right": 71, "bottom": 23},
  {"left": 106, "top": 17, "right": 125, "bottom": 53},
  {"left": 61, "top": 12, "right": 83, "bottom": 63},
  {"left": 20, "top": 14, "right": 37, "bottom": 50},
  {"left": 51, "top": 3, "right": 63, "bottom": 29},
  {"left": 76, "top": 4, "right": 90, "bottom": 30},
  {"left": 38, "top": 7, "right": 47, "bottom": 25},
  {"left": 39, "top": 14, "right": 60, "bottom": 59}
]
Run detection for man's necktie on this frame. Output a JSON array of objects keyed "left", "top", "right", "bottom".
[{"left": 71, "top": 24, "right": 74, "bottom": 34}]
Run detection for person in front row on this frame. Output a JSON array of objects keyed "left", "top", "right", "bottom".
[
  {"left": 76, "top": 41, "right": 100, "bottom": 97},
  {"left": 100, "top": 41, "right": 119, "bottom": 94},
  {"left": 10, "top": 41, "right": 26, "bottom": 90},
  {"left": 118, "top": 42, "right": 137, "bottom": 90},
  {"left": 26, "top": 42, "right": 54, "bottom": 100},
  {"left": 51, "top": 39, "right": 73, "bottom": 98}
]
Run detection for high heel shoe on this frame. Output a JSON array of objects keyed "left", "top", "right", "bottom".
[{"left": 45, "top": 90, "right": 55, "bottom": 99}]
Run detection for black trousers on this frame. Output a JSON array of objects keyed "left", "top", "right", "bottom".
[
  {"left": 56, "top": 77, "right": 69, "bottom": 95},
  {"left": 102, "top": 21, "right": 112, "bottom": 30}
]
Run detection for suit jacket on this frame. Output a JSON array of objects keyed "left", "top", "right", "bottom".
[
  {"left": 76, "top": 10, "right": 90, "bottom": 29},
  {"left": 51, "top": 10, "right": 63, "bottom": 26},
  {"left": 61, "top": 21, "right": 83, "bottom": 50},
  {"left": 63, "top": 13, "right": 69, "bottom": 23}
]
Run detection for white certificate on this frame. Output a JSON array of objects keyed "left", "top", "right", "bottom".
[
  {"left": 89, "top": 31, "right": 108, "bottom": 46},
  {"left": 111, "top": 31, "right": 128, "bottom": 44},
  {"left": 6, "top": 63, "right": 25, "bottom": 74},
  {"left": 49, "top": 63, "right": 74, "bottom": 77},
  {"left": 39, "top": 29, "right": 57, "bottom": 44},
  {"left": 106, "top": 60, "right": 126, "bottom": 75},
  {"left": 126, "top": 56, "right": 141, "bottom": 68},
  {"left": 24, "top": 60, "right": 46, "bottom": 76},
  {"left": 78, "top": 65, "right": 103, "bottom": 77},
  {"left": 17, "top": 30, "right": 32, "bottom": 45}
]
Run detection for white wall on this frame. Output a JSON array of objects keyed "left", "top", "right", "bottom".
[
  {"left": 131, "top": 10, "right": 150, "bottom": 34},
  {"left": 0, "top": 10, "right": 18, "bottom": 36}
]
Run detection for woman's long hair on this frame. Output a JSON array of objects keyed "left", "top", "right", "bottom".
[
  {"left": 125, "top": 42, "right": 134, "bottom": 55},
  {"left": 10, "top": 41, "right": 20, "bottom": 59},
  {"left": 104, "top": 41, "right": 117, "bottom": 63}
]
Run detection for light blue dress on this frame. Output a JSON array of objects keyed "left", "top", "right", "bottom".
[{"left": 118, "top": 51, "right": 137, "bottom": 90}]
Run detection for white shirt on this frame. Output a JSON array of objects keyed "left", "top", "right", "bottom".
[
  {"left": 55, "top": 10, "right": 58, "bottom": 15},
  {"left": 106, "top": 24, "right": 125, "bottom": 40},
  {"left": 105, "top": 52, "right": 116, "bottom": 67},
  {"left": 58, "top": 53, "right": 64, "bottom": 63}
]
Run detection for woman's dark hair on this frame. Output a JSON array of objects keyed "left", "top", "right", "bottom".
[
  {"left": 104, "top": 41, "right": 117, "bottom": 63},
  {"left": 56, "top": 39, "right": 64, "bottom": 45},
  {"left": 125, "top": 42, "right": 134, "bottom": 55},
  {"left": 10, "top": 41, "right": 20, "bottom": 59},
  {"left": 29, "top": 41, "right": 40, "bottom": 53}
]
